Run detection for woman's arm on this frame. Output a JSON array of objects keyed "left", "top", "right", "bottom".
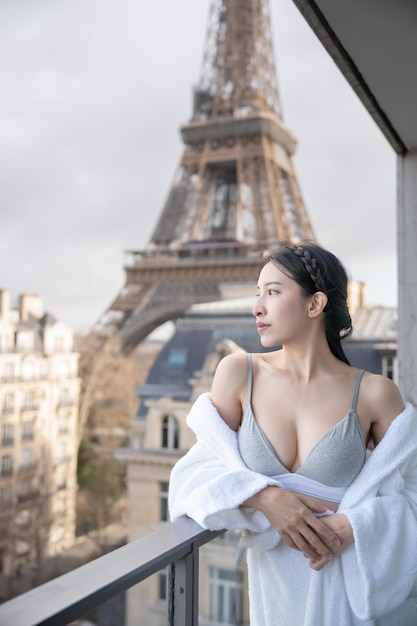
[{"left": 243, "top": 487, "right": 341, "bottom": 561}]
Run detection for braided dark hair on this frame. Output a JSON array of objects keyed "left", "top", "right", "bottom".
[
  {"left": 286, "top": 245, "right": 327, "bottom": 294},
  {"left": 265, "top": 241, "right": 352, "bottom": 364}
]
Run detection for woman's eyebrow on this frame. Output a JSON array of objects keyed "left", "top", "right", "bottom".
[{"left": 256, "top": 281, "right": 282, "bottom": 291}]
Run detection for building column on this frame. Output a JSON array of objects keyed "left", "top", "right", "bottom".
[{"left": 397, "top": 152, "right": 417, "bottom": 405}]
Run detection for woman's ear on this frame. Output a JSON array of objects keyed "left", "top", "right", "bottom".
[{"left": 308, "top": 292, "right": 328, "bottom": 318}]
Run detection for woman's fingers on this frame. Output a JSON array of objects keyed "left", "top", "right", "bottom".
[
  {"left": 309, "top": 515, "right": 341, "bottom": 546},
  {"left": 309, "top": 555, "right": 328, "bottom": 570},
  {"left": 254, "top": 487, "right": 341, "bottom": 558},
  {"left": 288, "top": 523, "right": 333, "bottom": 560}
]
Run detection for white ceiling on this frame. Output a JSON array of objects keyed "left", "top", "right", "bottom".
[{"left": 291, "top": 0, "right": 417, "bottom": 153}]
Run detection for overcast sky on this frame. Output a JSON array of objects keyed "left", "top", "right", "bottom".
[{"left": 0, "top": 0, "right": 397, "bottom": 333}]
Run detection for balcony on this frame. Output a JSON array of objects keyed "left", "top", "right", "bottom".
[
  {"left": 57, "top": 400, "right": 74, "bottom": 409},
  {"left": 21, "top": 405, "right": 39, "bottom": 413},
  {"left": 1, "top": 437, "right": 14, "bottom": 447},
  {"left": 17, "top": 490, "right": 40, "bottom": 503},
  {"left": 1, "top": 406, "right": 15, "bottom": 416},
  {"left": 18, "top": 462, "right": 38, "bottom": 474},
  {"left": 0, "top": 517, "right": 223, "bottom": 625}
]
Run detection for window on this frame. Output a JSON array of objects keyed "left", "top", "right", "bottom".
[
  {"left": 168, "top": 349, "right": 186, "bottom": 369},
  {"left": 23, "top": 390, "right": 35, "bottom": 411},
  {"left": 16, "top": 331, "right": 34, "bottom": 352},
  {"left": 58, "top": 413, "right": 70, "bottom": 434},
  {"left": 18, "top": 479, "right": 34, "bottom": 502},
  {"left": 22, "top": 420, "right": 34, "bottom": 441},
  {"left": 0, "top": 334, "right": 8, "bottom": 351},
  {"left": 54, "top": 498, "right": 66, "bottom": 517},
  {"left": 162, "top": 415, "right": 179, "bottom": 450},
  {"left": 15, "top": 540, "right": 30, "bottom": 556},
  {"left": 56, "top": 441, "right": 69, "bottom": 463},
  {"left": 51, "top": 525, "right": 64, "bottom": 544},
  {"left": 159, "top": 481, "right": 169, "bottom": 522},
  {"left": 0, "top": 520, "right": 8, "bottom": 541},
  {"left": 21, "top": 448, "right": 34, "bottom": 468},
  {"left": 382, "top": 355, "right": 398, "bottom": 383},
  {"left": 209, "top": 568, "right": 244, "bottom": 625},
  {"left": 16, "top": 509, "right": 31, "bottom": 527},
  {"left": 57, "top": 362, "right": 70, "bottom": 379},
  {"left": 1, "top": 455, "right": 13, "bottom": 476},
  {"left": 3, "top": 362, "right": 15, "bottom": 381},
  {"left": 2, "top": 423, "right": 13, "bottom": 445},
  {"left": 56, "top": 468, "right": 67, "bottom": 490},
  {"left": 2, "top": 392, "right": 14, "bottom": 414},
  {"left": 22, "top": 360, "right": 35, "bottom": 380},
  {"left": 59, "top": 389, "right": 71, "bottom": 406},
  {"left": 0, "top": 485, "right": 12, "bottom": 506}
]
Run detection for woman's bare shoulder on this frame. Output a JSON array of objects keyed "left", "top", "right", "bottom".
[
  {"left": 212, "top": 350, "right": 248, "bottom": 383},
  {"left": 210, "top": 351, "right": 249, "bottom": 430},
  {"left": 360, "top": 371, "right": 405, "bottom": 443},
  {"left": 361, "top": 371, "right": 404, "bottom": 410}
]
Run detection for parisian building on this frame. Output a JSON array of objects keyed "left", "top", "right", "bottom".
[{"left": 0, "top": 289, "right": 80, "bottom": 601}]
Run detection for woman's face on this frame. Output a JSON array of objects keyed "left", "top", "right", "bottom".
[{"left": 252, "top": 261, "right": 311, "bottom": 348}]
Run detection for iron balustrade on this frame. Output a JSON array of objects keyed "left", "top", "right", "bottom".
[{"left": 0, "top": 517, "right": 224, "bottom": 626}]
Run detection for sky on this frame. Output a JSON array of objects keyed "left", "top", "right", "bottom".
[{"left": 0, "top": 0, "right": 397, "bottom": 333}]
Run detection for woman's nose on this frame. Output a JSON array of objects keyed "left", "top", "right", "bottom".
[{"left": 252, "top": 298, "right": 264, "bottom": 317}]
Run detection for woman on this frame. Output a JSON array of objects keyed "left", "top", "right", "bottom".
[{"left": 169, "top": 243, "right": 417, "bottom": 625}]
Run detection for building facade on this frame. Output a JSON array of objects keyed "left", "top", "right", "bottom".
[{"left": 0, "top": 290, "right": 80, "bottom": 600}]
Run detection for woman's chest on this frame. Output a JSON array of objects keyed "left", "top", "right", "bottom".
[{"left": 249, "top": 379, "right": 361, "bottom": 470}]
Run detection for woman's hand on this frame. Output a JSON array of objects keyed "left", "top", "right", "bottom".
[
  {"left": 306, "top": 514, "right": 354, "bottom": 570},
  {"left": 242, "top": 487, "right": 341, "bottom": 561}
]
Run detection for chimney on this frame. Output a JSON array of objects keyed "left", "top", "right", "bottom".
[
  {"left": 347, "top": 280, "right": 367, "bottom": 313},
  {"left": 0, "top": 289, "right": 11, "bottom": 320},
  {"left": 19, "top": 294, "right": 44, "bottom": 321}
]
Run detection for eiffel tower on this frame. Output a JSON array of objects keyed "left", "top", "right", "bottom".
[{"left": 97, "top": 0, "right": 315, "bottom": 349}]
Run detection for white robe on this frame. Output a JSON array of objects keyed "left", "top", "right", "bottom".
[{"left": 169, "top": 393, "right": 417, "bottom": 625}]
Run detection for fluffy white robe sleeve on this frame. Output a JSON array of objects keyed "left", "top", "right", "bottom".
[
  {"left": 338, "top": 402, "right": 417, "bottom": 619},
  {"left": 168, "top": 394, "right": 417, "bottom": 620}
]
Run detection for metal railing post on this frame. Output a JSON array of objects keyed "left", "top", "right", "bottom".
[{"left": 169, "top": 546, "right": 199, "bottom": 625}]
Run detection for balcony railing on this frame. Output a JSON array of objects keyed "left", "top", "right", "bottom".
[
  {"left": 17, "top": 490, "right": 40, "bottom": 503},
  {"left": 0, "top": 517, "right": 223, "bottom": 626}
]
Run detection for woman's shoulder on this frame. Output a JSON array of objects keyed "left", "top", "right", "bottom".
[
  {"left": 215, "top": 350, "right": 274, "bottom": 374},
  {"left": 360, "top": 371, "right": 403, "bottom": 408},
  {"left": 210, "top": 352, "right": 249, "bottom": 430},
  {"left": 214, "top": 350, "right": 248, "bottom": 376},
  {"left": 359, "top": 371, "right": 405, "bottom": 442}
]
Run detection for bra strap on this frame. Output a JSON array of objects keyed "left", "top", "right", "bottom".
[
  {"left": 246, "top": 353, "right": 253, "bottom": 405},
  {"left": 351, "top": 369, "right": 365, "bottom": 411}
]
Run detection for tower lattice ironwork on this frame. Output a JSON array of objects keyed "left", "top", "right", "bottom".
[{"left": 97, "top": 0, "right": 316, "bottom": 349}]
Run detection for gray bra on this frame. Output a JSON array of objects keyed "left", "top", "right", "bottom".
[{"left": 238, "top": 354, "right": 366, "bottom": 493}]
